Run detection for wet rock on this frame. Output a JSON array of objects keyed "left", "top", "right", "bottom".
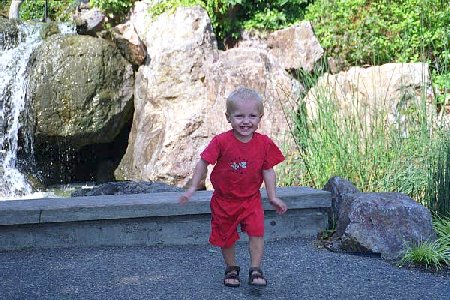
[{"left": 71, "top": 181, "right": 183, "bottom": 197}]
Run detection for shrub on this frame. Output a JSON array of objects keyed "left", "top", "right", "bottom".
[
  {"left": 19, "top": 0, "right": 77, "bottom": 22},
  {"left": 90, "top": 0, "right": 135, "bottom": 17},
  {"left": 149, "top": 0, "right": 312, "bottom": 49},
  {"left": 304, "top": 0, "right": 450, "bottom": 69}
]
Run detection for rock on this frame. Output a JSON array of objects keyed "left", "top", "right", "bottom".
[
  {"left": 267, "top": 21, "right": 324, "bottom": 72},
  {"left": 27, "top": 34, "right": 133, "bottom": 149},
  {"left": 71, "top": 181, "right": 183, "bottom": 197},
  {"left": 24, "top": 33, "right": 134, "bottom": 185},
  {"left": 114, "top": 6, "right": 219, "bottom": 186},
  {"left": 115, "top": 6, "right": 302, "bottom": 189},
  {"left": 235, "top": 21, "right": 324, "bottom": 73},
  {"left": 235, "top": 29, "right": 268, "bottom": 49},
  {"left": 73, "top": 8, "right": 105, "bottom": 36},
  {"left": 40, "top": 21, "right": 60, "bottom": 39},
  {"left": 323, "top": 176, "right": 360, "bottom": 227},
  {"left": 303, "top": 63, "right": 434, "bottom": 129},
  {"left": 0, "top": 17, "right": 20, "bottom": 50},
  {"left": 334, "top": 192, "right": 436, "bottom": 260},
  {"left": 111, "top": 22, "right": 146, "bottom": 67}
]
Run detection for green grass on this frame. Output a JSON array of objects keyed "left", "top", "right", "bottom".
[
  {"left": 400, "top": 215, "right": 450, "bottom": 270},
  {"left": 278, "top": 71, "right": 435, "bottom": 203},
  {"left": 400, "top": 240, "right": 449, "bottom": 270}
]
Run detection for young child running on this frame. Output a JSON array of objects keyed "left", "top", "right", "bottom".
[{"left": 178, "top": 87, "right": 287, "bottom": 288}]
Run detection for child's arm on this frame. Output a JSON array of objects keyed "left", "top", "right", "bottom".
[
  {"left": 263, "top": 168, "right": 287, "bottom": 214},
  {"left": 178, "top": 159, "right": 208, "bottom": 204}
]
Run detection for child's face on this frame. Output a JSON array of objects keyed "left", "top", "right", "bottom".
[{"left": 226, "top": 98, "right": 262, "bottom": 142}]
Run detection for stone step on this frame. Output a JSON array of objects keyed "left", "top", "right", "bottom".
[{"left": 0, "top": 186, "right": 331, "bottom": 251}]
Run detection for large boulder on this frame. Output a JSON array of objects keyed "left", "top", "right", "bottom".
[
  {"left": 333, "top": 191, "right": 436, "bottom": 260},
  {"left": 27, "top": 34, "right": 133, "bottom": 149},
  {"left": 323, "top": 176, "right": 360, "bottom": 227},
  {"left": 267, "top": 21, "right": 324, "bottom": 72},
  {"left": 303, "top": 63, "right": 434, "bottom": 128},
  {"left": 115, "top": 6, "right": 219, "bottom": 187},
  {"left": 25, "top": 33, "right": 134, "bottom": 185},
  {"left": 115, "top": 6, "right": 302, "bottom": 188},
  {"left": 236, "top": 21, "right": 324, "bottom": 72}
]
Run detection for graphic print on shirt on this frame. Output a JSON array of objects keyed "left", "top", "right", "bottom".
[{"left": 229, "top": 156, "right": 248, "bottom": 174}]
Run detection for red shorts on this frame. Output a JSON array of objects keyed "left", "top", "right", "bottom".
[{"left": 209, "top": 194, "right": 264, "bottom": 248}]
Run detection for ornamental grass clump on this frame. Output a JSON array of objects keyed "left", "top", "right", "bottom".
[
  {"left": 400, "top": 240, "right": 449, "bottom": 270},
  {"left": 433, "top": 215, "right": 450, "bottom": 255},
  {"left": 400, "top": 216, "right": 450, "bottom": 270},
  {"left": 278, "top": 70, "right": 434, "bottom": 206},
  {"left": 424, "top": 133, "right": 450, "bottom": 216}
]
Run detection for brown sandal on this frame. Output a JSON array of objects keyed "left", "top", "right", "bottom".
[
  {"left": 224, "top": 266, "right": 240, "bottom": 287},
  {"left": 248, "top": 267, "right": 267, "bottom": 286}
]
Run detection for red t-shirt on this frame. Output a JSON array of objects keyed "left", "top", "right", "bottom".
[{"left": 201, "top": 130, "right": 285, "bottom": 199}]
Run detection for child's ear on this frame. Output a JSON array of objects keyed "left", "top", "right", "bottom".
[{"left": 225, "top": 112, "right": 231, "bottom": 123}]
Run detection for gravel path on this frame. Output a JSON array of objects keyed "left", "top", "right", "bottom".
[{"left": 0, "top": 237, "right": 449, "bottom": 300}]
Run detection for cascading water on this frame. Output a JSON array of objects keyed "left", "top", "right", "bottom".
[
  {"left": 0, "top": 22, "right": 75, "bottom": 200},
  {"left": 0, "top": 22, "right": 42, "bottom": 199}
]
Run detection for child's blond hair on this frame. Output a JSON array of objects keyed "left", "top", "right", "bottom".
[{"left": 226, "top": 87, "right": 264, "bottom": 116}]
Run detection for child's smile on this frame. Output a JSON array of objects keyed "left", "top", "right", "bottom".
[{"left": 226, "top": 99, "right": 262, "bottom": 143}]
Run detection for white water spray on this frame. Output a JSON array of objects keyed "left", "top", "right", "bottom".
[{"left": 0, "top": 23, "right": 44, "bottom": 199}]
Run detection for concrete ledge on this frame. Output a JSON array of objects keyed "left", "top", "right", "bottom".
[{"left": 0, "top": 186, "right": 331, "bottom": 250}]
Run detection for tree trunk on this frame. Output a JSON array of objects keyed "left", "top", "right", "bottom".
[{"left": 9, "top": 0, "right": 24, "bottom": 20}]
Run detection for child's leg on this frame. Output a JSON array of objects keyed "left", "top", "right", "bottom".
[
  {"left": 222, "top": 244, "right": 240, "bottom": 286},
  {"left": 248, "top": 236, "right": 264, "bottom": 268},
  {"left": 248, "top": 236, "right": 267, "bottom": 285},
  {"left": 222, "top": 244, "right": 237, "bottom": 266}
]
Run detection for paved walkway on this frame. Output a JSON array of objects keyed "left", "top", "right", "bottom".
[{"left": 0, "top": 237, "right": 449, "bottom": 300}]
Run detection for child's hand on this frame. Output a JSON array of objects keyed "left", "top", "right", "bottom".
[
  {"left": 178, "top": 189, "right": 194, "bottom": 204},
  {"left": 269, "top": 197, "right": 288, "bottom": 214}
]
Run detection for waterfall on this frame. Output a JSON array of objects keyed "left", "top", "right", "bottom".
[
  {"left": 0, "top": 22, "right": 44, "bottom": 199},
  {"left": 0, "top": 22, "right": 76, "bottom": 200}
]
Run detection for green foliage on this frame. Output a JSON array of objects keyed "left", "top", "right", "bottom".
[
  {"left": 400, "top": 215, "right": 450, "bottom": 269},
  {"left": 278, "top": 71, "right": 434, "bottom": 202},
  {"left": 19, "top": 0, "right": 77, "bottom": 21},
  {"left": 0, "top": 0, "right": 9, "bottom": 17},
  {"left": 400, "top": 240, "right": 449, "bottom": 270},
  {"left": 304, "top": 0, "right": 450, "bottom": 69},
  {"left": 434, "top": 215, "right": 450, "bottom": 250},
  {"left": 149, "top": 0, "right": 204, "bottom": 16},
  {"left": 149, "top": 0, "right": 312, "bottom": 48},
  {"left": 424, "top": 133, "right": 450, "bottom": 216},
  {"left": 90, "top": 0, "right": 134, "bottom": 16}
]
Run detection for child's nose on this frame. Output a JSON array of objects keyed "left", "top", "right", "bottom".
[{"left": 243, "top": 116, "right": 250, "bottom": 122}]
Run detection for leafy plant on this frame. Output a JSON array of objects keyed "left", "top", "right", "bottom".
[
  {"left": 149, "top": 0, "right": 312, "bottom": 49},
  {"left": 90, "top": 0, "right": 134, "bottom": 17},
  {"left": 400, "top": 240, "right": 449, "bottom": 270},
  {"left": 304, "top": 0, "right": 450, "bottom": 70},
  {"left": 400, "top": 215, "right": 450, "bottom": 270},
  {"left": 434, "top": 215, "right": 450, "bottom": 250},
  {"left": 19, "top": 0, "right": 77, "bottom": 22}
]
